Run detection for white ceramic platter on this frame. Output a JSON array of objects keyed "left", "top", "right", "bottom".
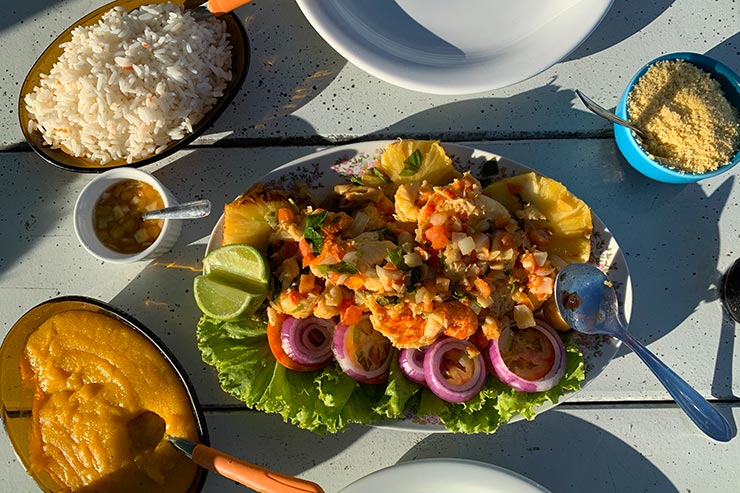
[
  {"left": 205, "top": 141, "right": 631, "bottom": 432},
  {"left": 295, "top": 0, "right": 614, "bottom": 94},
  {"left": 338, "top": 458, "right": 551, "bottom": 493}
]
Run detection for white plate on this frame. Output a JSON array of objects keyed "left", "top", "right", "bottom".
[
  {"left": 205, "top": 141, "right": 631, "bottom": 431},
  {"left": 338, "top": 459, "right": 551, "bottom": 493},
  {"left": 295, "top": 0, "right": 614, "bottom": 94}
]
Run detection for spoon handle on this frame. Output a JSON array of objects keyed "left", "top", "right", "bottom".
[
  {"left": 141, "top": 199, "right": 212, "bottom": 221},
  {"left": 192, "top": 443, "right": 325, "bottom": 493},
  {"left": 619, "top": 331, "right": 733, "bottom": 442},
  {"left": 575, "top": 90, "right": 646, "bottom": 139}
]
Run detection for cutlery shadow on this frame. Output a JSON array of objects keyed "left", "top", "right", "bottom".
[{"left": 565, "top": 0, "right": 676, "bottom": 61}]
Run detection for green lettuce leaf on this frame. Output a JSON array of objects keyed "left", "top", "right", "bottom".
[{"left": 196, "top": 314, "right": 585, "bottom": 434}]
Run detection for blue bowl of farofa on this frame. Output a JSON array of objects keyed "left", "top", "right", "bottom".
[{"left": 614, "top": 52, "right": 740, "bottom": 184}]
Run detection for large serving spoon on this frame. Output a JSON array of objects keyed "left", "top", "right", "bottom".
[
  {"left": 129, "top": 410, "right": 324, "bottom": 493},
  {"left": 555, "top": 263, "right": 734, "bottom": 442},
  {"left": 141, "top": 199, "right": 212, "bottom": 221},
  {"left": 575, "top": 89, "right": 648, "bottom": 140}
]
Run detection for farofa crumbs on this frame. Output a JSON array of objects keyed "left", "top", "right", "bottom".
[{"left": 627, "top": 59, "right": 740, "bottom": 174}]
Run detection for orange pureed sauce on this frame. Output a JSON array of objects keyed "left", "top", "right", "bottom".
[
  {"left": 21, "top": 310, "right": 199, "bottom": 493},
  {"left": 93, "top": 179, "right": 164, "bottom": 254}
]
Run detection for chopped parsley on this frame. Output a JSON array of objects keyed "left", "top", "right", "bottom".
[
  {"left": 386, "top": 246, "right": 410, "bottom": 271},
  {"left": 304, "top": 211, "right": 328, "bottom": 254},
  {"left": 399, "top": 149, "right": 423, "bottom": 176},
  {"left": 317, "top": 262, "right": 359, "bottom": 276}
]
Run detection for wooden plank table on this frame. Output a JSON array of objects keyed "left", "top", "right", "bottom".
[{"left": 1, "top": 1, "right": 738, "bottom": 491}]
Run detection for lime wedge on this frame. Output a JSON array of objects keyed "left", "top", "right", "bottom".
[
  {"left": 203, "top": 244, "right": 270, "bottom": 293},
  {"left": 195, "top": 244, "right": 270, "bottom": 320},
  {"left": 194, "top": 275, "right": 264, "bottom": 321}
]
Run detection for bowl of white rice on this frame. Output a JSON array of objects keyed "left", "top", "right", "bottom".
[{"left": 19, "top": 0, "right": 249, "bottom": 172}]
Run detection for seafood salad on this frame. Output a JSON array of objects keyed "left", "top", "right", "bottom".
[{"left": 196, "top": 139, "right": 593, "bottom": 433}]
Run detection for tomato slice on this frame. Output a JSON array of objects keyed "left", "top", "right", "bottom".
[
  {"left": 500, "top": 327, "right": 556, "bottom": 381},
  {"left": 266, "top": 313, "right": 324, "bottom": 372}
]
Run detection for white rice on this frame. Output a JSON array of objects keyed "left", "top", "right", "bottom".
[{"left": 24, "top": 3, "right": 233, "bottom": 165}]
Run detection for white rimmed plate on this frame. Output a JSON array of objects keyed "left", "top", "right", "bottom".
[
  {"left": 295, "top": 0, "right": 613, "bottom": 94},
  {"left": 205, "top": 140, "right": 631, "bottom": 431},
  {"left": 338, "top": 459, "right": 550, "bottom": 493}
]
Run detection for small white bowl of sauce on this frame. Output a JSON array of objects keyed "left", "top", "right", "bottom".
[{"left": 74, "top": 168, "right": 181, "bottom": 263}]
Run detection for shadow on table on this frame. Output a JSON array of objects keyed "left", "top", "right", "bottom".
[
  {"left": 706, "top": 31, "right": 740, "bottom": 73},
  {"left": 566, "top": 0, "right": 676, "bottom": 61},
  {"left": 397, "top": 410, "right": 677, "bottom": 492},
  {"left": 367, "top": 80, "right": 588, "bottom": 140},
  {"left": 205, "top": 1, "right": 346, "bottom": 145}
]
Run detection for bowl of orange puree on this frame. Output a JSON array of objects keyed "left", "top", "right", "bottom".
[{"left": 0, "top": 296, "right": 208, "bottom": 493}]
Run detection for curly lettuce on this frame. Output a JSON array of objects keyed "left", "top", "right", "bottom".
[{"left": 196, "top": 315, "right": 585, "bottom": 434}]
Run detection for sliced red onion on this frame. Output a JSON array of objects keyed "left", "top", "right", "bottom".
[
  {"left": 489, "top": 319, "right": 566, "bottom": 393},
  {"left": 423, "top": 337, "right": 486, "bottom": 403},
  {"left": 332, "top": 318, "right": 393, "bottom": 384},
  {"left": 399, "top": 347, "right": 427, "bottom": 385},
  {"left": 280, "top": 316, "right": 334, "bottom": 367}
]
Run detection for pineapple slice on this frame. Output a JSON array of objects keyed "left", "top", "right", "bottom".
[
  {"left": 483, "top": 172, "right": 592, "bottom": 263},
  {"left": 222, "top": 184, "right": 294, "bottom": 252},
  {"left": 363, "top": 139, "right": 461, "bottom": 188}
]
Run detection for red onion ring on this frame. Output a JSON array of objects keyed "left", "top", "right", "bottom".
[
  {"left": 332, "top": 319, "right": 392, "bottom": 384},
  {"left": 488, "top": 319, "right": 566, "bottom": 393},
  {"left": 280, "top": 316, "right": 334, "bottom": 367},
  {"left": 423, "top": 337, "right": 486, "bottom": 403},
  {"left": 399, "top": 347, "right": 427, "bottom": 385}
]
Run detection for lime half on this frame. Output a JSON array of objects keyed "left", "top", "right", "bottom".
[
  {"left": 203, "top": 244, "right": 270, "bottom": 293},
  {"left": 195, "top": 244, "right": 270, "bottom": 320},
  {"left": 194, "top": 275, "right": 264, "bottom": 320}
]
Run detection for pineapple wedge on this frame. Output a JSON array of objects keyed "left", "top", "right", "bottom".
[
  {"left": 483, "top": 172, "right": 592, "bottom": 263},
  {"left": 364, "top": 139, "right": 461, "bottom": 188},
  {"left": 222, "top": 184, "right": 294, "bottom": 252}
]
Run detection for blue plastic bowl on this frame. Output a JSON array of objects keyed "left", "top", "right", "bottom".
[{"left": 614, "top": 52, "right": 740, "bottom": 184}]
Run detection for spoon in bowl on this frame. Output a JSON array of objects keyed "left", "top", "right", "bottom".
[
  {"left": 575, "top": 89, "right": 648, "bottom": 140},
  {"left": 555, "top": 263, "right": 734, "bottom": 442},
  {"left": 129, "top": 410, "right": 324, "bottom": 493},
  {"left": 141, "top": 199, "right": 211, "bottom": 221}
]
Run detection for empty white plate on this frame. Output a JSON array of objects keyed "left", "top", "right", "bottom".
[
  {"left": 338, "top": 459, "right": 551, "bottom": 493},
  {"left": 296, "top": 0, "right": 613, "bottom": 94}
]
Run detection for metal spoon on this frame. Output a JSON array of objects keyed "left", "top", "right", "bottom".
[
  {"left": 141, "top": 199, "right": 211, "bottom": 221},
  {"left": 575, "top": 89, "right": 648, "bottom": 140},
  {"left": 555, "top": 263, "right": 734, "bottom": 442}
]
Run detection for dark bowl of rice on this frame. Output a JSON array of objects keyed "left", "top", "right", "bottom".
[{"left": 19, "top": 0, "right": 249, "bottom": 173}]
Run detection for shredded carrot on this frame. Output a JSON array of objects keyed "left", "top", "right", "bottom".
[
  {"left": 345, "top": 275, "right": 364, "bottom": 290},
  {"left": 340, "top": 304, "right": 364, "bottom": 327}
]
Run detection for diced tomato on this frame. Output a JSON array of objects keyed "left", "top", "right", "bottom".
[
  {"left": 499, "top": 231, "right": 516, "bottom": 250},
  {"left": 425, "top": 225, "right": 450, "bottom": 250},
  {"left": 277, "top": 207, "right": 294, "bottom": 224},
  {"left": 266, "top": 312, "right": 324, "bottom": 372},
  {"left": 500, "top": 327, "right": 556, "bottom": 380},
  {"left": 473, "top": 277, "right": 491, "bottom": 298}
]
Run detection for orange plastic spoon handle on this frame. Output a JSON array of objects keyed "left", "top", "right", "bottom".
[
  {"left": 192, "top": 443, "right": 325, "bottom": 493},
  {"left": 207, "top": 0, "right": 254, "bottom": 15}
]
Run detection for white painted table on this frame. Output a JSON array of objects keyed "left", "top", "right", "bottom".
[{"left": 1, "top": 1, "right": 739, "bottom": 492}]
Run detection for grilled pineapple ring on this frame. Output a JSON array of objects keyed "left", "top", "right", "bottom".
[
  {"left": 222, "top": 184, "right": 295, "bottom": 253},
  {"left": 363, "top": 139, "right": 461, "bottom": 188},
  {"left": 483, "top": 172, "right": 592, "bottom": 264}
]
